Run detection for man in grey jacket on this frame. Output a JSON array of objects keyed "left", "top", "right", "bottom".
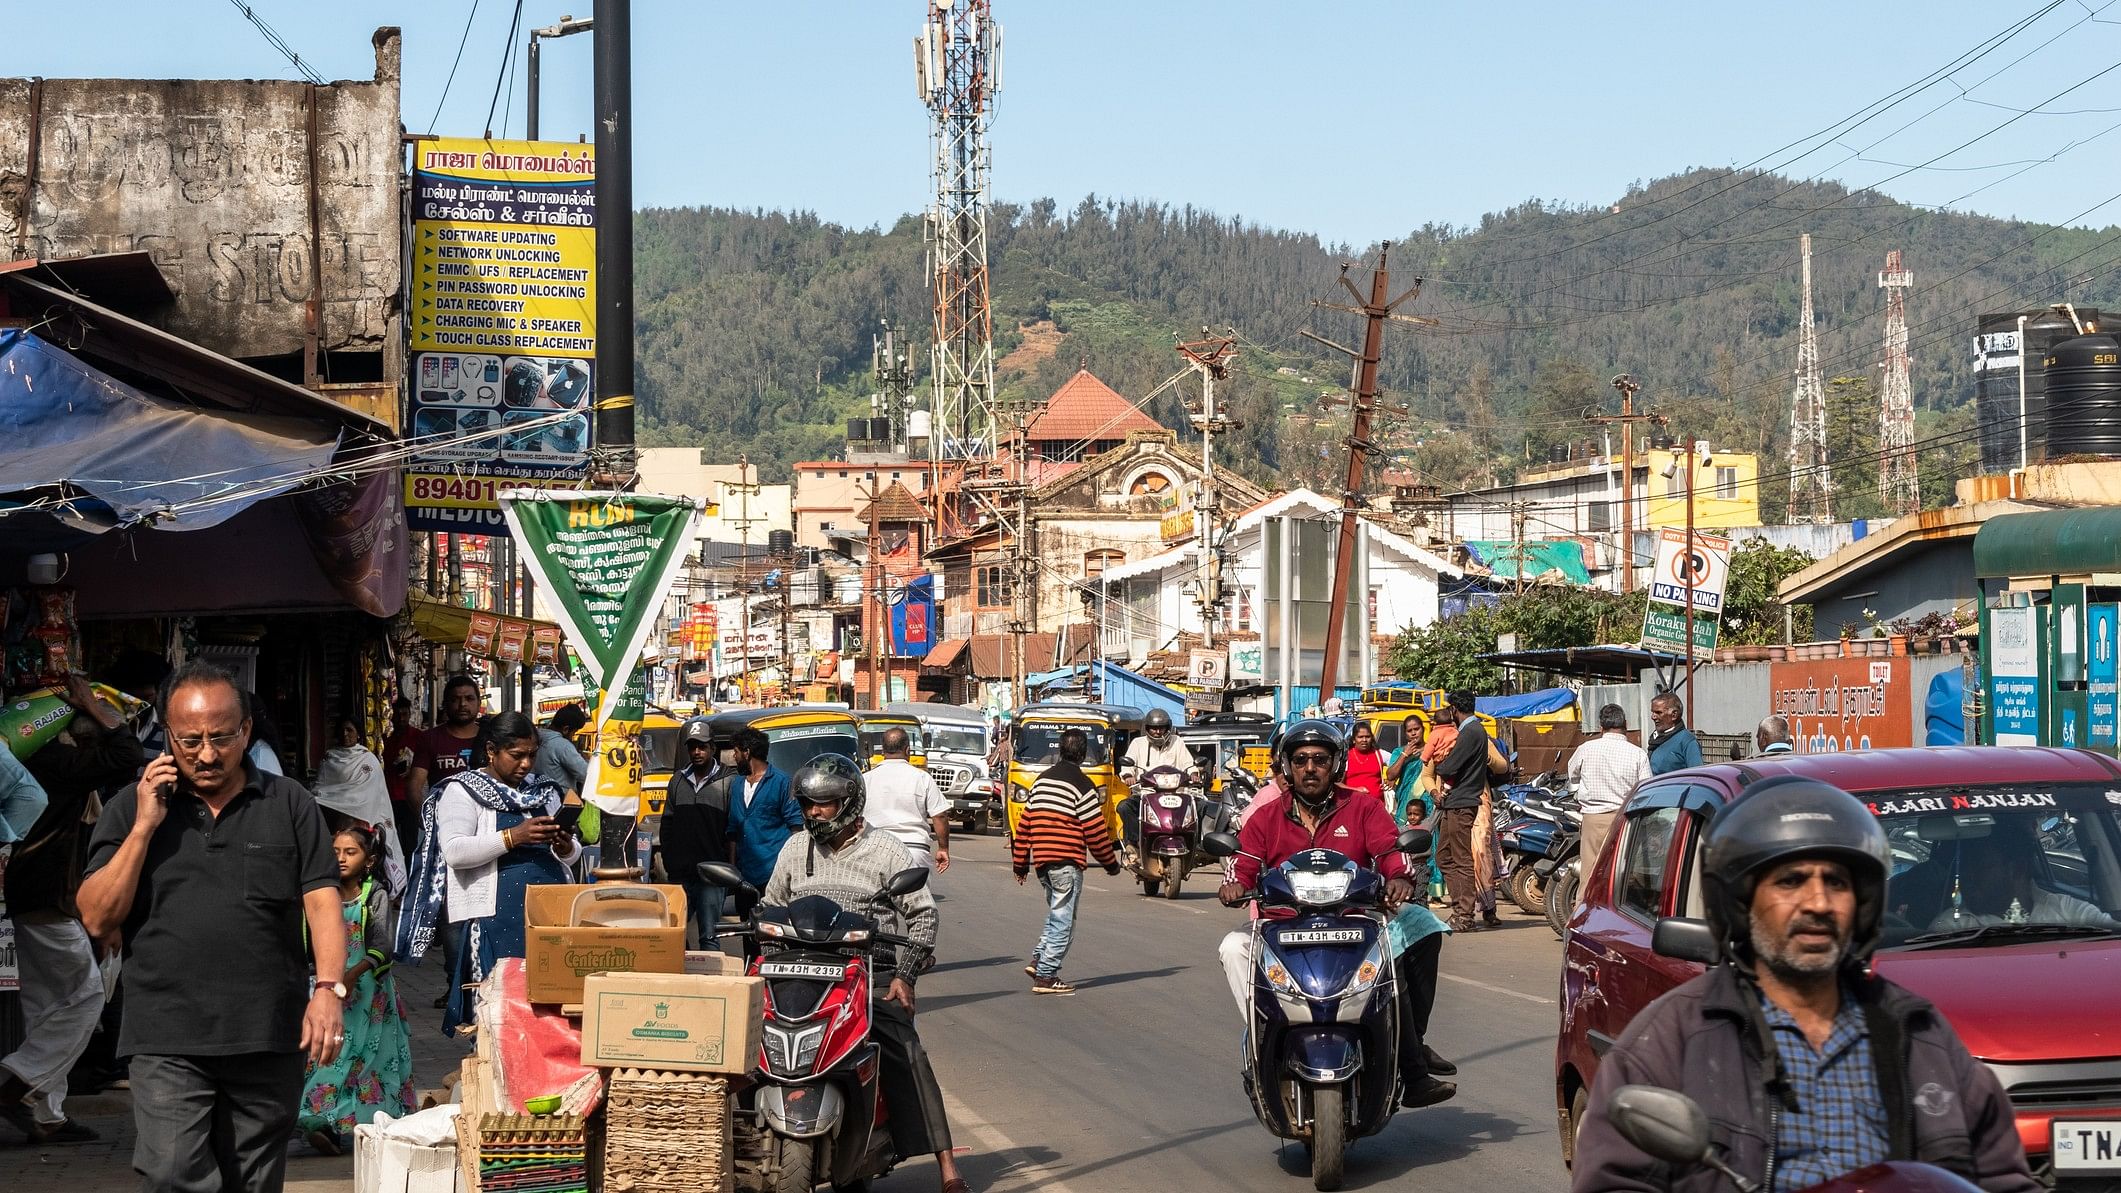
[{"left": 1570, "top": 775, "right": 2036, "bottom": 1193}]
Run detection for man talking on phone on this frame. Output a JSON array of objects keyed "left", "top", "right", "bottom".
[{"left": 78, "top": 661, "right": 343, "bottom": 1193}]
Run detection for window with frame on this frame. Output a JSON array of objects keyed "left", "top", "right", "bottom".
[
  {"left": 1587, "top": 501, "right": 1612, "bottom": 532},
  {"left": 1618, "top": 805, "right": 1685, "bottom": 921},
  {"left": 1236, "top": 588, "right": 1254, "bottom": 632},
  {"left": 1665, "top": 467, "right": 1688, "bottom": 498},
  {"left": 1715, "top": 466, "right": 1740, "bottom": 499},
  {"left": 975, "top": 565, "right": 1013, "bottom": 609},
  {"left": 1083, "top": 549, "right": 1126, "bottom": 580}
]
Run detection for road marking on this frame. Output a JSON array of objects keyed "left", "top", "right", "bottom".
[
  {"left": 1441, "top": 971, "right": 1555, "bottom": 1006},
  {"left": 941, "top": 1086, "right": 1081, "bottom": 1193}
]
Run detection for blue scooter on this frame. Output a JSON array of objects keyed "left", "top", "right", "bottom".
[{"left": 1203, "top": 827, "right": 1431, "bottom": 1192}]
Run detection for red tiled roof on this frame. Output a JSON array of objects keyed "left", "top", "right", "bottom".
[
  {"left": 857, "top": 481, "right": 928, "bottom": 525},
  {"left": 1022, "top": 370, "right": 1161, "bottom": 443}
]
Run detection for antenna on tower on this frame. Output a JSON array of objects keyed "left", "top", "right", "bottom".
[
  {"left": 915, "top": 0, "right": 1003, "bottom": 465},
  {"left": 1878, "top": 250, "right": 1919, "bottom": 516},
  {"left": 1786, "top": 233, "right": 1833, "bottom": 523}
]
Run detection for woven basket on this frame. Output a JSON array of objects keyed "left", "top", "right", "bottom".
[{"left": 600, "top": 1069, "right": 733, "bottom": 1193}]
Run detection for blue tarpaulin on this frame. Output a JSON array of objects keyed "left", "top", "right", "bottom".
[
  {"left": 1926, "top": 669, "right": 1967, "bottom": 746},
  {"left": 1027, "top": 665, "right": 1085, "bottom": 689},
  {"left": 1477, "top": 688, "right": 1577, "bottom": 719},
  {"left": 1093, "top": 660, "right": 1185, "bottom": 721},
  {"left": 0, "top": 329, "right": 340, "bottom": 542}
]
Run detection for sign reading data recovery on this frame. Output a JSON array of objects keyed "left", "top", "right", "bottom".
[{"left": 406, "top": 139, "right": 596, "bottom": 535}]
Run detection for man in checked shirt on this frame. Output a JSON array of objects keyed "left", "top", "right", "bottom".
[{"left": 1571, "top": 776, "right": 2035, "bottom": 1193}]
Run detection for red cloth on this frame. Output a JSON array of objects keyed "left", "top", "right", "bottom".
[
  {"left": 1232, "top": 784, "right": 1410, "bottom": 890},
  {"left": 383, "top": 726, "right": 422, "bottom": 804},
  {"left": 1343, "top": 747, "right": 1385, "bottom": 804}
]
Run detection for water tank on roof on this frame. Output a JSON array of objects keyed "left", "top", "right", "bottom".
[
  {"left": 1974, "top": 307, "right": 2101, "bottom": 472},
  {"left": 768, "top": 529, "right": 796, "bottom": 559},
  {"left": 2043, "top": 333, "right": 2121, "bottom": 460}
]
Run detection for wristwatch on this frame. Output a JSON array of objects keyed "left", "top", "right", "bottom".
[{"left": 319, "top": 980, "right": 349, "bottom": 1000}]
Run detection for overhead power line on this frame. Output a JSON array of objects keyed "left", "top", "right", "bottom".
[{"left": 225, "top": 1, "right": 325, "bottom": 84}]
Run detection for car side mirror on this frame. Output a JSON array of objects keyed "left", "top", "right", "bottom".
[
  {"left": 883, "top": 867, "right": 930, "bottom": 898},
  {"left": 1652, "top": 917, "right": 1719, "bottom": 965},
  {"left": 1202, "top": 831, "right": 1241, "bottom": 859},
  {"left": 1609, "top": 1085, "right": 1712, "bottom": 1167},
  {"left": 1396, "top": 828, "right": 1433, "bottom": 859}
]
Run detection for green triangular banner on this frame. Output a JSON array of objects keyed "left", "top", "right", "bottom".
[{"left": 500, "top": 490, "right": 702, "bottom": 729}]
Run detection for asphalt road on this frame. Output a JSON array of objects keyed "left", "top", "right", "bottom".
[{"left": 891, "top": 833, "right": 1574, "bottom": 1193}]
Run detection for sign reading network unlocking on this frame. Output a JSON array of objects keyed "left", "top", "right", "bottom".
[{"left": 404, "top": 138, "right": 597, "bottom": 535}]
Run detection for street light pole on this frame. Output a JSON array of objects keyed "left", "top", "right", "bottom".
[{"left": 527, "top": 15, "right": 595, "bottom": 141}]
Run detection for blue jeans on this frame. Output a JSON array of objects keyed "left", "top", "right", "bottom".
[
  {"left": 683, "top": 875, "right": 730, "bottom": 953},
  {"left": 1032, "top": 865, "right": 1084, "bottom": 978}
]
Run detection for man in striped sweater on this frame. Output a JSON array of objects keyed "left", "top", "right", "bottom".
[{"left": 1011, "top": 729, "right": 1120, "bottom": 996}]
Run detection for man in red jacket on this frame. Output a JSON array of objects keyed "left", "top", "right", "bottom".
[{"left": 1216, "top": 719, "right": 1455, "bottom": 1107}]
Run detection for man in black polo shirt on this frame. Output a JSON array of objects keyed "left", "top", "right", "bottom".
[{"left": 78, "top": 661, "right": 343, "bottom": 1193}]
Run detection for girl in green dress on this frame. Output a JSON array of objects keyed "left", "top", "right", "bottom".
[{"left": 299, "top": 825, "right": 417, "bottom": 1155}]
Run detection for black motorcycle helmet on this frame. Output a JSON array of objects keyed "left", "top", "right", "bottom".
[
  {"left": 792, "top": 753, "right": 867, "bottom": 845},
  {"left": 1701, "top": 775, "right": 1892, "bottom": 970},
  {"left": 1145, "top": 708, "right": 1174, "bottom": 735},
  {"left": 1275, "top": 719, "right": 1347, "bottom": 811}
]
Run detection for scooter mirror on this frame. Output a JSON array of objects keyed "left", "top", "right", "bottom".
[
  {"left": 696, "top": 860, "right": 757, "bottom": 902},
  {"left": 1202, "top": 831, "right": 1241, "bottom": 858},
  {"left": 883, "top": 867, "right": 930, "bottom": 898},
  {"left": 1652, "top": 916, "right": 1720, "bottom": 965},
  {"left": 1609, "top": 1085, "right": 1713, "bottom": 1167},
  {"left": 1396, "top": 827, "right": 1434, "bottom": 858}
]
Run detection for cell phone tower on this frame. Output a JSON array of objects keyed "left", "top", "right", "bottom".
[
  {"left": 1786, "top": 233, "right": 1834, "bottom": 523},
  {"left": 1878, "top": 250, "right": 1919, "bottom": 515},
  {"left": 914, "top": 0, "right": 1003, "bottom": 465}
]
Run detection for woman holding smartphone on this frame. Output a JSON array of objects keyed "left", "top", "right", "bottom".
[{"left": 395, "top": 711, "right": 579, "bottom": 1036}]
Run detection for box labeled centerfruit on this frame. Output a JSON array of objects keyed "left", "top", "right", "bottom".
[
  {"left": 579, "top": 972, "right": 764, "bottom": 1074},
  {"left": 522, "top": 883, "right": 687, "bottom": 1005}
]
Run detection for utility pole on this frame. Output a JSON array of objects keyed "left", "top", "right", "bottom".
[
  {"left": 724, "top": 456, "right": 763, "bottom": 701},
  {"left": 1301, "top": 247, "right": 1432, "bottom": 699},
  {"left": 1178, "top": 331, "right": 1239, "bottom": 648},
  {"left": 1786, "top": 232, "right": 1832, "bottom": 523},
  {"left": 526, "top": 15, "right": 594, "bottom": 141},
  {"left": 1510, "top": 503, "right": 1529, "bottom": 597},
  {"left": 1878, "top": 250, "right": 1919, "bottom": 515},
  {"left": 1685, "top": 437, "right": 1700, "bottom": 716},
  {"left": 1012, "top": 407, "right": 1033, "bottom": 710},
  {"left": 864, "top": 476, "right": 886, "bottom": 707},
  {"left": 1591, "top": 375, "right": 1663, "bottom": 594},
  {"left": 591, "top": 0, "right": 635, "bottom": 480}
]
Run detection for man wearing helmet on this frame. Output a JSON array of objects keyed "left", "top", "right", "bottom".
[
  {"left": 1215, "top": 719, "right": 1457, "bottom": 1110},
  {"left": 1570, "top": 776, "right": 2037, "bottom": 1193},
  {"left": 661, "top": 717, "right": 733, "bottom": 950},
  {"left": 762, "top": 756, "right": 970, "bottom": 1193},
  {"left": 1117, "top": 707, "right": 1199, "bottom": 862}
]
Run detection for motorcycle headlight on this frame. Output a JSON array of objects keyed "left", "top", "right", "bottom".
[
  {"left": 1153, "top": 772, "right": 1180, "bottom": 790},
  {"left": 1288, "top": 869, "right": 1353, "bottom": 907}
]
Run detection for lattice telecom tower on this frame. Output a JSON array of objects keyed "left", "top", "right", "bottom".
[
  {"left": 1786, "top": 233, "right": 1834, "bottom": 523},
  {"left": 915, "top": 0, "right": 1003, "bottom": 462},
  {"left": 1878, "top": 250, "right": 1919, "bottom": 516}
]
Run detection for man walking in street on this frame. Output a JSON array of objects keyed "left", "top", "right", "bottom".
[
  {"left": 1, "top": 674, "right": 143, "bottom": 1144},
  {"left": 1647, "top": 691, "right": 1704, "bottom": 775},
  {"left": 865, "top": 728, "right": 952, "bottom": 873},
  {"left": 662, "top": 717, "right": 733, "bottom": 950},
  {"left": 1011, "top": 729, "right": 1120, "bottom": 996},
  {"left": 1567, "top": 703, "right": 1650, "bottom": 875},
  {"left": 77, "top": 661, "right": 344, "bottom": 1193},
  {"left": 1430, "top": 692, "right": 1492, "bottom": 933},
  {"left": 726, "top": 727, "right": 803, "bottom": 892},
  {"left": 1756, "top": 714, "right": 1797, "bottom": 756}
]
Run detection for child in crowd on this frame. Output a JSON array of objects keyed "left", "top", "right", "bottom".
[{"left": 299, "top": 825, "right": 417, "bottom": 1155}]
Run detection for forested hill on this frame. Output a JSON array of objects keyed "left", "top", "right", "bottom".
[{"left": 634, "top": 171, "right": 2121, "bottom": 516}]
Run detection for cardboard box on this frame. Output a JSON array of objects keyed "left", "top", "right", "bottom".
[
  {"left": 684, "top": 950, "right": 746, "bottom": 977},
  {"left": 354, "top": 1120, "right": 463, "bottom": 1193},
  {"left": 522, "top": 883, "right": 687, "bottom": 1005},
  {"left": 579, "top": 972, "right": 764, "bottom": 1075}
]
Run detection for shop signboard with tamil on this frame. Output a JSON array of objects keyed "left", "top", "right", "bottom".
[
  {"left": 1767, "top": 655, "right": 1916, "bottom": 753},
  {"left": 405, "top": 139, "right": 597, "bottom": 535}
]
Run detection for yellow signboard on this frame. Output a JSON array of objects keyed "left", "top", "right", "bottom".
[{"left": 1161, "top": 509, "right": 1196, "bottom": 543}]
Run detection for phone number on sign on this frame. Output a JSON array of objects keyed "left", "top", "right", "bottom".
[{"left": 404, "top": 473, "right": 580, "bottom": 510}]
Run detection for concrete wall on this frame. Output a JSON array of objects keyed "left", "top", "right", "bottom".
[
  {"left": 793, "top": 462, "right": 930, "bottom": 549},
  {"left": 1808, "top": 541, "right": 1977, "bottom": 641},
  {"left": 1, "top": 30, "right": 403, "bottom": 370}
]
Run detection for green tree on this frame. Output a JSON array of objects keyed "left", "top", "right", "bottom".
[
  {"left": 1383, "top": 604, "right": 1505, "bottom": 692},
  {"left": 1719, "top": 539, "right": 1817, "bottom": 645}
]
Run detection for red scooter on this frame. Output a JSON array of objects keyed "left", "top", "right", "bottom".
[
  {"left": 699, "top": 861, "right": 928, "bottom": 1193},
  {"left": 1606, "top": 1083, "right": 1984, "bottom": 1192}
]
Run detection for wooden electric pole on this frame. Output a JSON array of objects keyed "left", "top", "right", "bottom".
[
  {"left": 1590, "top": 374, "right": 1663, "bottom": 594},
  {"left": 1302, "top": 247, "right": 1431, "bottom": 700}
]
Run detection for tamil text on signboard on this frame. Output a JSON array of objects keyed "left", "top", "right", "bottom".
[{"left": 1767, "top": 656, "right": 1914, "bottom": 753}]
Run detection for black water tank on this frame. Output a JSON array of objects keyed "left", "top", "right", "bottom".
[
  {"left": 1975, "top": 308, "right": 2101, "bottom": 471},
  {"left": 767, "top": 528, "right": 796, "bottom": 559},
  {"left": 2043, "top": 333, "right": 2121, "bottom": 459}
]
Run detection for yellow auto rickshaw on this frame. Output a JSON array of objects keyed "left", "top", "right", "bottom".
[
  {"left": 708, "top": 706, "right": 865, "bottom": 780},
  {"left": 1004, "top": 702, "right": 1144, "bottom": 840},
  {"left": 1175, "top": 711, "right": 1276, "bottom": 796},
  {"left": 855, "top": 710, "right": 928, "bottom": 770},
  {"left": 636, "top": 709, "right": 685, "bottom": 822}
]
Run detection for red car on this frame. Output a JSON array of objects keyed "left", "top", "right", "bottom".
[{"left": 1555, "top": 747, "right": 2121, "bottom": 1187}]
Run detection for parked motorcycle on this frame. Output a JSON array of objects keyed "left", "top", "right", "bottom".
[
  {"left": 1605, "top": 1083, "right": 1982, "bottom": 1192},
  {"left": 1203, "top": 826, "right": 1433, "bottom": 1192},
  {"left": 1538, "top": 826, "right": 1583, "bottom": 940},
  {"left": 697, "top": 861, "right": 930, "bottom": 1193},
  {"left": 1129, "top": 764, "right": 1207, "bottom": 900},
  {"left": 1495, "top": 783, "right": 1580, "bottom": 916}
]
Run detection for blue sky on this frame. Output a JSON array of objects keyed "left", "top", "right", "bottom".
[{"left": 31, "top": 2, "right": 2121, "bottom": 243}]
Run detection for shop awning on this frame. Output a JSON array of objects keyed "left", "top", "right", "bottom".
[
  {"left": 1972, "top": 507, "right": 2121, "bottom": 580},
  {"left": 0, "top": 328, "right": 341, "bottom": 544},
  {"left": 922, "top": 638, "right": 970, "bottom": 671}
]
